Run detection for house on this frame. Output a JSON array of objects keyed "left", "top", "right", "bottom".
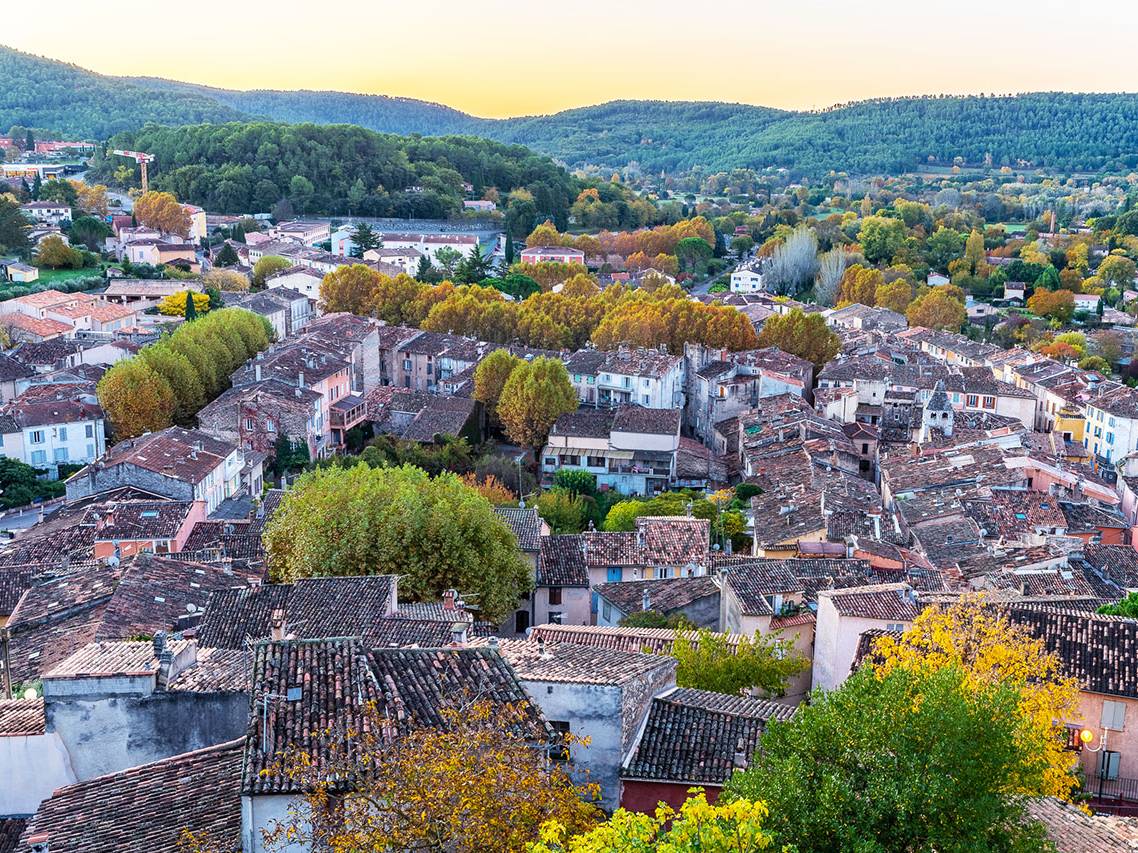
[
  {"left": 463, "top": 199, "right": 496, "bottom": 212},
  {"left": 16, "top": 738, "right": 244, "bottom": 853},
  {"left": 826, "top": 303, "right": 907, "bottom": 333},
  {"left": 225, "top": 288, "right": 312, "bottom": 340},
  {"left": 0, "top": 698, "right": 77, "bottom": 817},
  {"left": 488, "top": 637, "right": 677, "bottom": 810},
  {"left": 542, "top": 406, "right": 681, "bottom": 494},
  {"left": 593, "top": 576, "right": 720, "bottom": 628},
  {"left": 269, "top": 220, "right": 331, "bottom": 246},
  {"left": 0, "top": 312, "right": 70, "bottom": 343},
  {"left": 1009, "top": 607, "right": 1138, "bottom": 812},
  {"left": 101, "top": 279, "right": 204, "bottom": 307},
  {"left": 812, "top": 583, "right": 924, "bottom": 691},
  {"left": 361, "top": 246, "right": 424, "bottom": 275},
  {"left": 379, "top": 232, "right": 480, "bottom": 264},
  {"left": 0, "top": 391, "right": 106, "bottom": 476},
  {"left": 365, "top": 387, "right": 479, "bottom": 445},
  {"left": 197, "top": 379, "right": 323, "bottom": 461},
  {"left": 565, "top": 346, "right": 685, "bottom": 410},
  {"left": 1085, "top": 385, "right": 1138, "bottom": 463},
  {"left": 20, "top": 201, "right": 71, "bottom": 226},
  {"left": 520, "top": 245, "right": 586, "bottom": 265},
  {"left": 264, "top": 265, "right": 324, "bottom": 302},
  {"left": 1074, "top": 293, "right": 1103, "bottom": 314},
  {"left": 65, "top": 427, "right": 245, "bottom": 514},
  {"left": 535, "top": 535, "right": 593, "bottom": 628},
  {"left": 730, "top": 265, "right": 765, "bottom": 293},
  {"left": 5, "top": 262, "right": 39, "bottom": 284},
  {"left": 620, "top": 688, "right": 795, "bottom": 812}
]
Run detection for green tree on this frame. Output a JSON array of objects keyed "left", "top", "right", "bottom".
[
  {"left": 68, "top": 215, "right": 111, "bottom": 251},
  {"left": 907, "top": 287, "right": 967, "bottom": 330},
  {"left": 725, "top": 664, "right": 1061, "bottom": 852},
  {"left": 674, "top": 236, "right": 714, "bottom": 273},
  {"left": 497, "top": 356, "right": 578, "bottom": 453},
  {"left": 1098, "top": 592, "right": 1138, "bottom": 617},
  {"left": 288, "top": 175, "right": 315, "bottom": 214},
  {"left": 350, "top": 222, "right": 381, "bottom": 255},
  {"left": 925, "top": 226, "right": 965, "bottom": 272},
  {"left": 38, "top": 178, "right": 77, "bottom": 207},
  {"left": 139, "top": 344, "right": 205, "bottom": 426},
  {"left": 670, "top": 628, "right": 806, "bottom": 697},
  {"left": 857, "top": 215, "right": 906, "bottom": 264},
  {"left": 435, "top": 246, "right": 463, "bottom": 278},
  {"left": 473, "top": 348, "right": 522, "bottom": 426},
  {"left": 455, "top": 243, "right": 494, "bottom": 283},
  {"left": 214, "top": 242, "right": 239, "bottom": 267},
  {"left": 184, "top": 289, "right": 198, "bottom": 321},
  {"left": 1098, "top": 254, "right": 1137, "bottom": 289},
  {"left": 755, "top": 308, "right": 840, "bottom": 369},
  {"left": 551, "top": 469, "right": 596, "bottom": 497},
  {"left": 252, "top": 255, "right": 290, "bottom": 288},
  {"left": 536, "top": 489, "right": 589, "bottom": 534},
  {"left": 263, "top": 464, "right": 532, "bottom": 623},
  {"left": 730, "top": 234, "right": 755, "bottom": 259},
  {"left": 33, "top": 235, "right": 83, "bottom": 269},
  {"left": 0, "top": 197, "right": 30, "bottom": 254}
]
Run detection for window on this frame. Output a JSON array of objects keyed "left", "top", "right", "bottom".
[
  {"left": 886, "top": 622, "right": 906, "bottom": 632},
  {"left": 548, "top": 610, "right": 563, "bottom": 624},
  {"left": 861, "top": 443, "right": 869, "bottom": 454},
  {"left": 544, "top": 456, "right": 557, "bottom": 467},
  {"left": 53, "top": 448, "right": 68, "bottom": 462},
  {"left": 402, "top": 359, "right": 411, "bottom": 370},
  {"left": 29, "top": 430, "right": 44, "bottom": 444},
  {"left": 1110, "top": 416, "right": 1117, "bottom": 428},
  {"left": 86, "top": 444, "right": 95, "bottom": 458},
  {"left": 1107, "top": 432, "right": 1115, "bottom": 445},
  {"left": 85, "top": 424, "right": 94, "bottom": 438},
  {"left": 983, "top": 396, "right": 996, "bottom": 410},
  {"left": 549, "top": 720, "right": 571, "bottom": 761},
  {"left": 244, "top": 418, "right": 255, "bottom": 431},
  {"left": 641, "top": 394, "right": 650, "bottom": 405},
  {"left": 30, "top": 450, "right": 46, "bottom": 465},
  {"left": 1102, "top": 699, "right": 1127, "bottom": 731},
  {"left": 602, "top": 600, "right": 612, "bottom": 622},
  {"left": 607, "top": 566, "right": 622, "bottom": 583},
  {"left": 548, "top": 586, "right": 562, "bottom": 605},
  {"left": 1100, "top": 750, "right": 1121, "bottom": 781},
  {"left": 966, "top": 394, "right": 979, "bottom": 408},
  {"left": 57, "top": 427, "right": 67, "bottom": 441}
]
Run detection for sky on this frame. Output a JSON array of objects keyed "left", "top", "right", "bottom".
[{"left": 9, "top": 0, "right": 1138, "bottom": 118}]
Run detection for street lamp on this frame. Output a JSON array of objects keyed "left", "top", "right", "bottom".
[{"left": 1079, "top": 726, "right": 1112, "bottom": 802}]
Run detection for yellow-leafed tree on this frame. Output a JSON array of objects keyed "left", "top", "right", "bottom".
[{"left": 158, "top": 291, "right": 210, "bottom": 317}]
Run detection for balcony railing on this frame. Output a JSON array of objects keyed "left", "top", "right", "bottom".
[{"left": 1090, "top": 775, "right": 1138, "bottom": 803}]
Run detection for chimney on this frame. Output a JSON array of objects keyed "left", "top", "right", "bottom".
[
  {"left": 270, "top": 608, "right": 286, "bottom": 641},
  {"left": 450, "top": 621, "right": 468, "bottom": 645},
  {"left": 28, "top": 834, "right": 48, "bottom": 853},
  {"left": 255, "top": 363, "right": 262, "bottom": 382},
  {"left": 641, "top": 587, "right": 651, "bottom": 612},
  {"left": 153, "top": 631, "right": 173, "bottom": 690},
  {"left": 442, "top": 589, "right": 457, "bottom": 612},
  {"left": 297, "top": 371, "right": 305, "bottom": 388}
]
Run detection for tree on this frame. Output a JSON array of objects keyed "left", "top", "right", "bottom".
[
  {"left": 675, "top": 235, "right": 714, "bottom": 274},
  {"left": 38, "top": 179, "right": 77, "bottom": 207},
  {"left": 455, "top": 242, "right": 494, "bottom": 283},
  {"left": 837, "top": 264, "right": 883, "bottom": 306},
  {"left": 497, "top": 357, "right": 578, "bottom": 453},
  {"left": 33, "top": 235, "right": 83, "bottom": 269},
  {"left": 0, "top": 198, "right": 30, "bottom": 254},
  {"left": 531, "top": 791, "right": 774, "bottom": 853},
  {"left": 671, "top": 628, "right": 807, "bottom": 697},
  {"left": 1027, "top": 289, "right": 1076, "bottom": 323},
  {"left": 536, "top": 489, "right": 589, "bottom": 534},
  {"left": 263, "top": 464, "right": 532, "bottom": 622},
  {"left": 857, "top": 215, "right": 906, "bottom": 264},
  {"left": 265, "top": 699, "right": 601, "bottom": 853},
  {"left": 287, "top": 175, "right": 314, "bottom": 214},
  {"left": 0, "top": 457, "right": 65, "bottom": 509},
  {"left": 157, "top": 291, "right": 210, "bottom": 317},
  {"left": 67, "top": 215, "right": 111, "bottom": 250},
  {"left": 764, "top": 225, "right": 818, "bottom": 295},
  {"left": 552, "top": 469, "right": 596, "bottom": 497},
  {"left": 755, "top": 309, "right": 840, "bottom": 369},
  {"left": 907, "top": 286, "right": 966, "bottom": 330},
  {"left": 133, "top": 191, "right": 191, "bottom": 236},
  {"left": 725, "top": 662, "right": 1060, "bottom": 852},
  {"left": 202, "top": 269, "right": 249, "bottom": 293},
  {"left": 72, "top": 181, "right": 108, "bottom": 217},
  {"left": 1098, "top": 253, "right": 1138, "bottom": 289},
  {"left": 97, "top": 360, "right": 176, "bottom": 439},
  {"left": 925, "top": 226, "right": 966, "bottom": 272},
  {"left": 875, "top": 277, "right": 914, "bottom": 313},
  {"left": 814, "top": 247, "right": 852, "bottom": 307},
  {"left": 252, "top": 255, "right": 290, "bottom": 288},
  {"left": 1099, "top": 592, "right": 1138, "bottom": 617},
  {"left": 730, "top": 234, "right": 755, "bottom": 258},
  {"left": 350, "top": 222, "right": 381, "bottom": 255},
  {"left": 319, "top": 263, "right": 381, "bottom": 314},
  {"left": 435, "top": 246, "right": 463, "bottom": 278},
  {"left": 869, "top": 596, "right": 1080, "bottom": 800},
  {"left": 213, "top": 242, "right": 239, "bottom": 267},
  {"left": 140, "top": 344, "right": 206, "bottom": 426},
  {"left": 473, "top": 348, "right": 523, "bottom": 426}
]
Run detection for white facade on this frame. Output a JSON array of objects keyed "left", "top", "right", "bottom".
[
  {"left": 1085, "top": 402, "right": 1138, "bottom": 464},
  {"left": 730, "top": 267, "right": 765, "bottom": 293},
  {"left": 267, "top": 269, "right": 323, "bottom": 301},
  {"left": 0, "top": 724, "right": 77, "bottom": 816},
  {"left": 20, "top": 202, "right": 71, "bottom": 226},
  {"left": 812, "top": 593, "right": 915, "bottom": 692},
  {"left": 380, "top": 233, "right": 480, "bottom": 264},
  {"left": 270, "top": 221, "right": 331, "bottom": 246},
  {"left": 4, "top": 416, "right": 106, "bottom": 475}
]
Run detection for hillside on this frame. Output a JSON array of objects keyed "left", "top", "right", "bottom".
[{"left": 8, "top": 46, "right": 1138, "bottom": 175}]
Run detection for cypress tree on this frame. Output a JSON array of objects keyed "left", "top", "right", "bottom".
[{"left": 184, "top": 291, "right": 198, "bottom": 321}]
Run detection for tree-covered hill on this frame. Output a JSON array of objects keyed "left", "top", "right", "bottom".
[
  {"left": 9, "top": 45, "right": 1138, "bottom": 176},
  {"left": 0, "top": 46, "right": 244, "bottom": 138},
  {"left": 87, "top": 122, "right": 579, "bottom": 221}
]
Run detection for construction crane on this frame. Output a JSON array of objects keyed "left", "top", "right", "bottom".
[{"left": 111, "top": 149, "right": 155, "bottom": 194}]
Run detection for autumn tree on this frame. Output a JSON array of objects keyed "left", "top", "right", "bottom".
[
  {"left": 857, "top": 215, "right": 906, "bottom": 264},
  {"left": 531, "top": 792, "right": 774, "bottom": 853},
  {"left": 473, "top": 348, "right": 523, "bottom": 426},
  {"left": 252, "top": 255, "right": 290, "bottom": 288},
  {"left": 203, "top": 269, "right": 249, "bottom": 292},
  {"left": 1097, "top": 253, "right": 1137, "bottom": 289},
  {"left": 906, "top": 286, "right": 966, "bottom": 330},
  {"left": 139, "top": 344, "right": 206, "bottom": 426},
  {"left": 158, "top": 291, "right": 211, "bottom": 316},
  {"left": 133, "top": 191, "right": 191, "bottom": 236},
  {"left": 371, "top": 272, "right": 427, "bottom": 324},
  {"left": 71, "top": 181, "right": 108, "bottom": 217},
  {"left": 265, "top": 700, "right": 601, "bottom": 853},
  {"left": 755, "top": 308, "right": 840, "bottom": 369},
  {"left": 837, "top": 264, "right": 883, "bottom": 306},
  {"left": 875, "top": 277, "right": 914, "bottom": 313},
  {"left": 263, "top": 464, "right": 532, "bottom": 622},
  {"left": 1027, "top": 288, "right": 1076, "bottom": 323},
  {"left": 497, "top": 356, "right": 578, "bottom": 454},
  {"left": 97, "top": 360, "right": 176, "bottom": 439},
  {"left": 671, "top": 628, "right": 807, "bottom": 697},
  {"left": 33, "top": 235, "right": 83, "bottom": 269},
  {"left": 320, "top": 263, "right": 381, "bottom": 314},
  {"left": 948, "top": 228, "right": 989, "bottom": 279}
]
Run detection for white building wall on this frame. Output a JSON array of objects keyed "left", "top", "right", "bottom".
[{"left": 0, "top": 731, "right": 77, "bottom": 815}]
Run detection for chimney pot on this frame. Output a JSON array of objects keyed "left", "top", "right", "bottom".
[{"left": 270, "top": 608, "right": 286, "bottom": 641}]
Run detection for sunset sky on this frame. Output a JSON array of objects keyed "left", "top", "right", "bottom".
[{"left": 10, "top": 0, "right": 1138, "bottom": 117}]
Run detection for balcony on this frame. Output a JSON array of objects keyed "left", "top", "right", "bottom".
[{"left": 329, "top": 395, "right": 367, "bottom": 431}]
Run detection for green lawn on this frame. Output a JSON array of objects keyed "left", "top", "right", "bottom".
[{"left": 30, "top": 264, "right": 108, "bottom": 286}]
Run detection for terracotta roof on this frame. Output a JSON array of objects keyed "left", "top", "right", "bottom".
[
  {"left": 1083, "top": 545, "right": 1138, "bottom": 590},
  {"left": 528, "top": 623, "right": 748, "bottom": 655},
  {"left": 18, "top": 739, "right": 243, "bottom": 853},
  {"left": 0, "top": 820, "right": 26, "bottom": 853},
  {"left": 493, "top": 506, "right": 544, "bottom": 552},
  {"left": 166, "top": 647, "right": 251, "bottom": 693},
  {"left": 482, "top": 637, "right": 676, "bottom": 686},
  {"left": 1007, "top": 607, "right": 1138, "bottom": 699},
  {"left": 0, "top": 698, "right": 45, "bottom": 736},
  {"left": 821, "top": 583, "right": 924, "bottom": 621},
  {"left": 537, "top": 535, "right": 589, "bottom": 587},
  {"left": 623, "top": 688, "right": 795, "bottom": 785},
  {"left": 1026, "top": 797, "right": 1138, "bottom": 851},
  {"left": 611, "top": 405, "right": 681, "bottom": 435},
  {"left": 194, "top": 576, "right": 397, "bottom": 649},
  {"left": 594, "top": 576, "right": 719, "bottom": 616},
  {"left": 83, "top": 427, "right": 235, "bottom": 485},
  {"left": 43, "top": 639, "right": 189, "bottom": 680}
]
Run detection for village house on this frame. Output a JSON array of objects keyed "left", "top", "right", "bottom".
[
  {"left": 225, "top": 288, "right": 312, "bottom": 340},
  {"left": 65, "top": 427, "right": 246, "bottom": 513},
  {"left": 542, "top": 406, "right": 681, "bottom": 494},
  {"left": 729, "top": 265, "right": 765, "bottom": 293},
  {"left": 197, "top": 379, "right": 323, "bottom": 460},
  {"left": 269, "top": 220, "right": 331, "bottom": 246},
  {"left": 101, "top": 279, "right": 205, "bottom": 308},
  {"left": 519, "top": 245, "right": 586, "bottom": 265},
  {"left": 594, "top": 576, "right": 720, "bottom": 628},
  {"left": 19, "top": 200, "right": 71, "bottom": 226},
  {"left": 264, "top": 265, "right": 324, "bottom": 301},
  {"left": 0, "top": 391, "right": 105, "bottom": 476},
  {"left": 379, "top": 232, "right": 480, "bottom": 264},
  {"left": 1084, "top": 384, "right": 1138, "bottom": 464}
]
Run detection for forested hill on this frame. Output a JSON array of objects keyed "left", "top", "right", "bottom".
[
  {"left": 8, "top": 45, "right": 1138, "bottom": 175},
  {"left": 87, "top": 122, "right": 580, "bottom": 221}
]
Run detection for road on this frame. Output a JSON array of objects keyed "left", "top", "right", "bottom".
[
  {"left": 0, "top": 499, "right": 63, "bottom": 534},
  {"left": 70, "top": 170, "right": 133, "bottom": 213}
]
